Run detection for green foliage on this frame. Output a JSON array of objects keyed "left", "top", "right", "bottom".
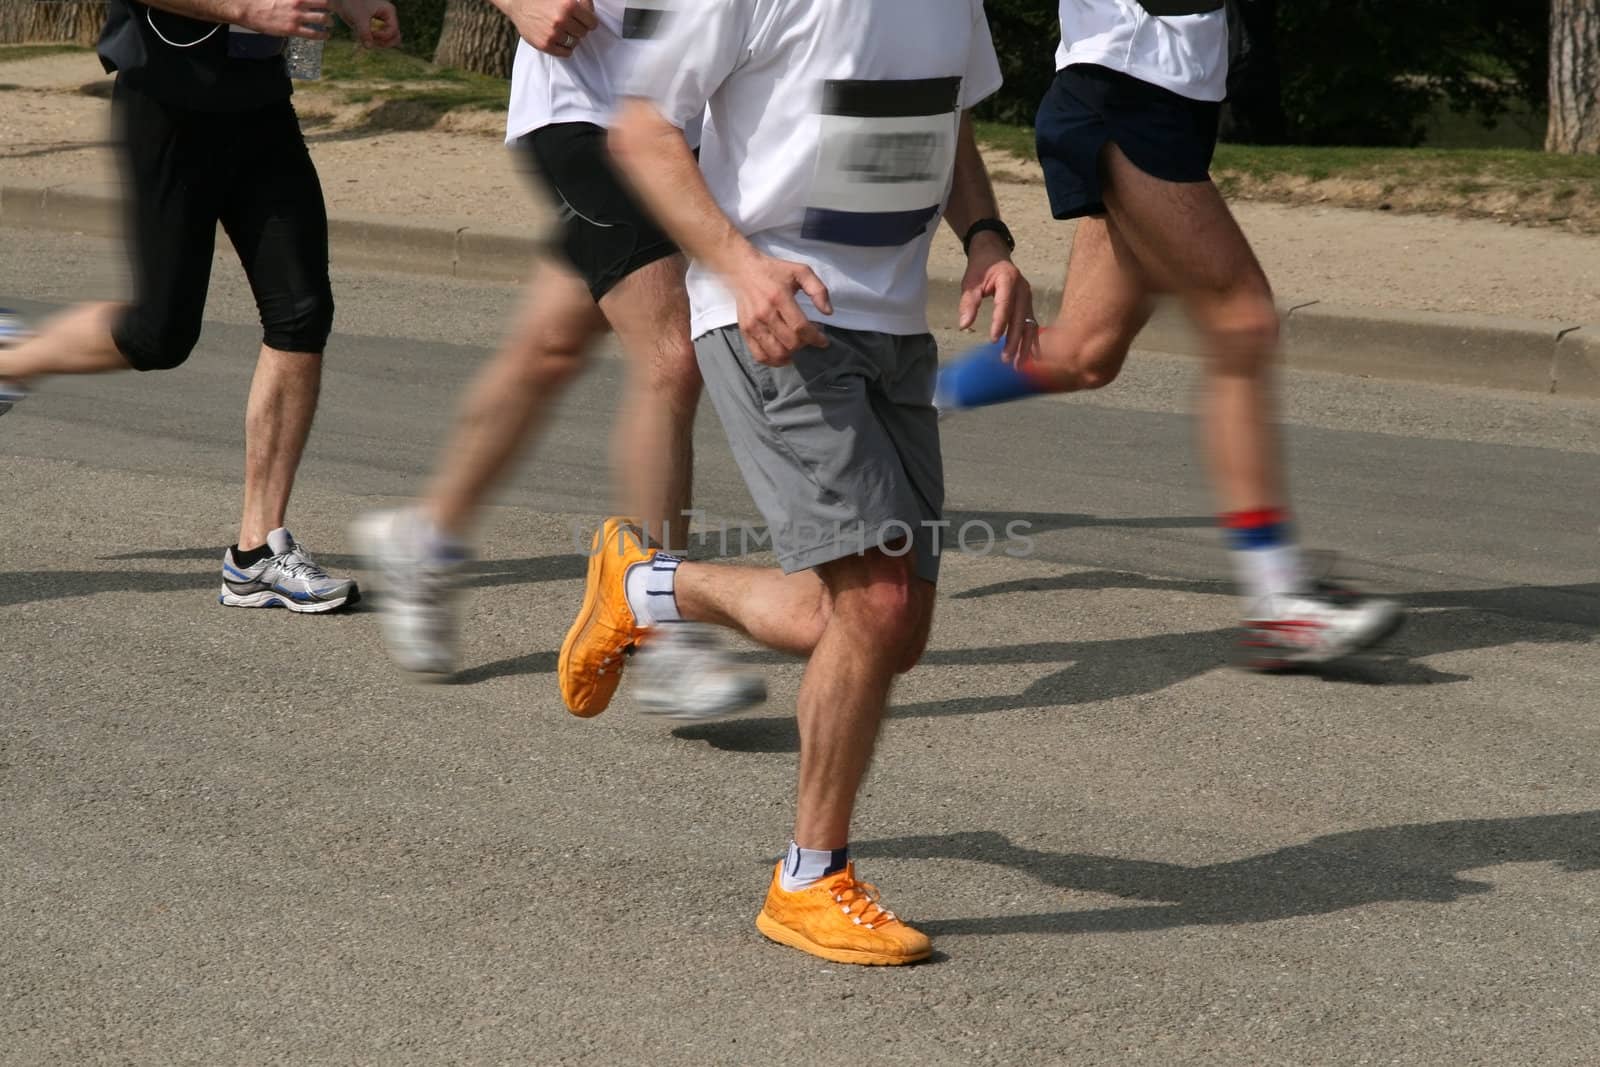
[
  {"left": 1275, "top": 1, "right": 1547, "bottom": 146},
  {"left": 972, "top": 0, "right": 1548, "bottom": 148},
  {"left": 972, "top": 0, "right": 1057, "bottom": 125},
  {"left": 399, "top": 0, "right": 451, "bottom": 59}
]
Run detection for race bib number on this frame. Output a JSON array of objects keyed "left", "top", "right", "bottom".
[
  {"left": 621, "top": 0, "right": 673, "bottom": 40},
  {"left": 803, "top": 77, "right": 961, "bottom": 248}
]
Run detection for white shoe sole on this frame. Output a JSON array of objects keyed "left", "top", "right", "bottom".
[
  {"left": 636, "top": 682, "right": 768, "bottom": 721},
  {"left": 218, "top": 585, "right": 355, "bottom": 614}
]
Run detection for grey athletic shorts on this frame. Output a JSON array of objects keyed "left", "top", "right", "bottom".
[{"left": 694, "top": 324, "right": 944, "bottom": 583}]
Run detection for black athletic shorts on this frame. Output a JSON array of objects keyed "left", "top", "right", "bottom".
[
  {"left": 1035, "top": 64, "right": 1222, "bottom": 221},
  {"left": 519, "top": 122, "right": 679, "bottom": 302},
  {"left": 112, "top": 82, "right": 333, "bottom": 371}
]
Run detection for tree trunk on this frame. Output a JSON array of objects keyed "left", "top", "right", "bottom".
[
  {"left": 0, "top": 0, "right": 28, "bottom": 43},
  {"left": 22, "top": 0, "right": 104, "bottom": 44},
  {"left": 1547, "top": 0, "right": 1600, "bottom": 153},
  {"left": 433, "top": 0, "right": 517, "bottom": 78}
]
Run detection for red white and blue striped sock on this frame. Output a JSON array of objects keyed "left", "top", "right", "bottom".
[{"left": 1222, "top": 508, "right": 1307, "bottom": 603}]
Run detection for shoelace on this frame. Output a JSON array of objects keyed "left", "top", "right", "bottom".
[
  {"left": 277, "top": 544, "right": 332, "bottom": 581},
  {"left": 831, "top": 878, "right": 899, "bottom": 930}
]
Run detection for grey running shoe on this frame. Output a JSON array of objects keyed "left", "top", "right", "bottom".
[
  {"left": 351, "top": 508, "right": 468, "bottom": 678},
  {"left": 633, "top": 622, "right": 767, "bottom": 721},
  {"left": 219, "top": 527, "right": 360, "bottom": 613},
  {"left": 0, "top": 308, "right": 30, "bottom": 417}
]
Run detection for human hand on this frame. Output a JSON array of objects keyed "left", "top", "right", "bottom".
[
  {"left": 505, "top": 0, "right": 598, "bottom": 57},
  {"left": 958, "top": 232, "right": 1038, "bottom": 364},
  {"left": 243, "top": 0, "right": 333, "bottom": 39},
  {"left": 332, "top": 0, "right": 401, "bottom": 47},
  {"left": 733, "top": 252, "right": 834, "bottom": 366}
]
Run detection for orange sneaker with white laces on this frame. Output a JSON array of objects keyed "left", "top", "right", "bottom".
[
  {"left": 755, "top": 861, "right": 932, "bottom": 966},
  {"left": 559, "top": 517, "right": 653, "bottom": 717}
]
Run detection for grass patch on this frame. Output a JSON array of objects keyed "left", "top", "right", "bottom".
[
  {"left": 979, "top": 118, "right": 1600, "bottom": 187},
  {"left": 312, "top": 40, "right": 508, "bottom": 112},
  {"left": 1209, "top": 143, "right": 1600, "bottom": 185},
  {"left": 0, "top": 43, "right": 90, "bottom": 64},
  {"left": 975, "top": 121, "right": 1600, "bottom": 231},
  {"left": 975, "top": 120, "right": 1036, "bottom": 163}
]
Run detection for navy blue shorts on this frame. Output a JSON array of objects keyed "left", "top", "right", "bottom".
[{"left": 1035, "top": 64, "right": 1222, "bottom": 220}]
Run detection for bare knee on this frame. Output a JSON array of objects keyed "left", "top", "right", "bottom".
[
  {"left": 827, "top": 556, "right": 932, "bottom": 671},
  {"left": 1198, "top": 289, "right": 1280, "bottom": 377},
  {"left": 504, "top": 328, "right": 590, "bottom": 392},
  {"left": 1039, "top": 329, "right": 1133, "bottom": 391}
]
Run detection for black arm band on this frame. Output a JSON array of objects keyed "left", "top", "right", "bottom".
[{"left": 962, "top": 218, "right": 1015, "bottom": 256}]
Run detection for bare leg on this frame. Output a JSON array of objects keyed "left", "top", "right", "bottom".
[
  {"left": 0, "top": 303, "right": 130, "bottom": 381},
  {"left": 1096, "top": 145, "right": 1284, "bottom": 512},
  {"left": 237, "top": 346, "right": 321, "bottom": 550},
  {"left": 1033, "top": 216, "right": 1155, "bottom": 392},
  {"left": 791, "top": 553, "right": 934, "bottom": 850},
  {"left": 601, "top": 255, "right": 699, "bottom": 551},
  {"left": 676, "top": 564, "right": 828, "bottom": 656},
  {"left": 423, "top": 262, "right": 604, "bottom": 537}
]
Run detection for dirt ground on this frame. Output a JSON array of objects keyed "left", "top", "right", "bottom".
[{"left": 3, "top": 51, "right": 1597, "bottom": 324}]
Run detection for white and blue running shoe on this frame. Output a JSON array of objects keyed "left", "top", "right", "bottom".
[
  {"left": 350, "top": 507, "right": 468, "bottom": 679},
  {"left": 0, "top": 308, "right": 31, "bottom": 417},
  {"left": 220, "top": 527, "right": 360, "bottom": 613}
]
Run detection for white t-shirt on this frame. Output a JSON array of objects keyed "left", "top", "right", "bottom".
[
  {"left": 506, "top": 0, "right": 679, "bottom": 142},
  {"left": 628, "top": 0, "right": 1003, "bottom": 338},
  {"left": 1056, "top": 0, "right": 1229, "bottom": 102}
]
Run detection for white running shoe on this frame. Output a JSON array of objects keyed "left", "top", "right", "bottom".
[
  {"left": 351, "top": 508, "right": 468, "bottom": 679},
  {"left": 0, "top": 308, "right": 31, "bottom": 417},
  {"left": 1240, "top": 582, "right": 1404, "bottom": 670},
  {"left": 220, "top": 528, "right": 360, "bottom": 613},
  {"left": 632, "top": 622, "right": 768, "bottom": 720}
]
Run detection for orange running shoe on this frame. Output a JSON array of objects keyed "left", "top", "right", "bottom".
[
  {"left": 559, "top": 517, "right": 653, "bottom": 717},
  {"left": 755, "top": 861, "right": 932, "bottom": 966}
]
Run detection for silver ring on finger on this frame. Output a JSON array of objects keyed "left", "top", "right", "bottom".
[
  {"left": 562, "top": 32, "right": 577, "bottom": 47},
  {"left": 1023, "top": 317, "right": 1038, "bottom": 328}
]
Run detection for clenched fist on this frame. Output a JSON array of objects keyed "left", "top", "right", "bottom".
[{"left": 503, "top": 0, "right": 599, "bottom": 57}]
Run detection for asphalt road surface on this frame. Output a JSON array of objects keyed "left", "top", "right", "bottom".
[{"left": 3, "top": 228, "right": 1599, "bottom": 1065}]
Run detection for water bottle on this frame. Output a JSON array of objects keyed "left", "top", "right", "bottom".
[{"left": 286, "top": 36, "right": 324, "bottom": 80}]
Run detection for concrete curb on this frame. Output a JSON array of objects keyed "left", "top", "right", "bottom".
[{"left": 5, "top": 178, "right": 1598, "bottom": 398}]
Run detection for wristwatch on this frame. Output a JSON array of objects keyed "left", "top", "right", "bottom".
[{"left": 962, "top": 217, "right": 1015, "bottom": 256}]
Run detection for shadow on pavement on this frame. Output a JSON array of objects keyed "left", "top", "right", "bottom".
[
  {"left": 452, "top": 650, "right": 558, "bottom": 686},
  {"left": 674, "top": 582, "right": 1598, "bottom": 752},
  {"left": 857, "top": 812, "right": 1600, "bottom": 935}
]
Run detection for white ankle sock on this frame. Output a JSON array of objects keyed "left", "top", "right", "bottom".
[
  {"left": 413, "top": 511, "right": 468, "bottom": 564},
  {"left": 779, "top": 841, "right": 850, "bottom": 892},
  {"left": 624, "top": 553, "right": 682, "bottom": 625},
  {"left": 1233, "top": 543, "right": 1307, "bottom": 603}
]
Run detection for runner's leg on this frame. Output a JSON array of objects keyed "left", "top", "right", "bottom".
[
  {"left": 423, "top": 262, "right": 605, "bottom": 537},
  {"left": 600, "top": 254, "right": 698, "bottom": 551}
]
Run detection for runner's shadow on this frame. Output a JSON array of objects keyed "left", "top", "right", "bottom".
[
  {"left": 0, "top": 550, "right": 586, "bottom": 609},
  {"left": 453, "top": 651, "right": 559, "bottom": 686},
  {"left": 857, "top": 811, "right": 1600, "bottom": 936},
  {"left": 944, "top": 509, "right": 1216, "bottom": 538},
  {"left": 673, "top": 583, "right": 1596, "bottom": 752},
  {"left": 97, "top": 547, "right": 583, "bottom": 586}
]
